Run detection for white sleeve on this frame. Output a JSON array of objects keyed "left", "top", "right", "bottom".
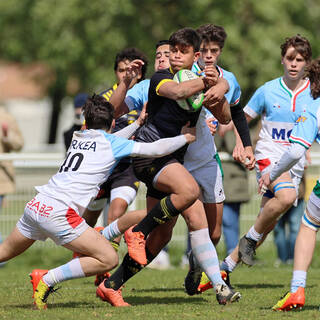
[
  {"left": 270, "top": 143, "right": 306, "bottom": 182},
  {"left": 130, "top": 135, "right": 188, "bottom": 158},
  {"left": 113, "top": 121, "right": 140, "bottom": 139}
]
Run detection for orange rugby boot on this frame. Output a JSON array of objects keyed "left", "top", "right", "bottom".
[{"left": 124, "top": 225, "right": 147, "bottom": 265}]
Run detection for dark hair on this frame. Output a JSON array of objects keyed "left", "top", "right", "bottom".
[
  {"left": 169, "top": 27, "right": 201, "bottom": 52},
  {"left": 156, "top": 40, "right": 169, "bottom": 49},
  {"left": 196, "top": 24, "right": 227, "bottom": 49},
  {"left": 280, "top": 34, "right": 312, "bottom": 62},
  {"left": 83, "top": 94, "right": 114, "bottom": 130},
  {"left": 114, "top": 47, "right": 148, "bottom": 81},
  {"left": 306, "top": 58, "right": 320, "bottom": 99}
]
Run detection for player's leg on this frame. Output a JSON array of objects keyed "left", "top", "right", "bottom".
[
  {"left": 98, "top": 195, "right": 177, "bottom": 306},
  {"left": 182, "top": 200, "right": 240, "bottom": 303},
  {"left": 273, "top": 214, "right": 288, "bottom": 263},
  {"left": 238, "top": 172, "right": 297, "bottom": 266},
  {"left": 272, "top": 199, "right": 319, "bottom": 311},
  {"left": 0, "top": 227, "right": 35, "bottom": 262},
  {"left": 126, "top": 162, "right": 199, "bottom": 265}
]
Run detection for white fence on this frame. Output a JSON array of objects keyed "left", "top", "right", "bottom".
[{"left": 1, "top": 152, "right": 320, "bottom": 252}]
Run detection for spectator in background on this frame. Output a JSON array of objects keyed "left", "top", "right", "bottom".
[
  {"left": 63, "top": 93, "right": 89, "bottom": 151},
  {"left": 0, "top": 105, "right": 24, "bottom": 263},
  {"left": 215, "top": 121, "right": 250, "bottom": 255}
]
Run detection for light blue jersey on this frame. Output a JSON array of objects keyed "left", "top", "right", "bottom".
[
  {"left": 125, "top": 79, "right": 150, "bottom": 111},
  {"left": 192, "top": 61, "right": 241, "bottom": 107},
  {"left": 185, "top": 62, "right": 241, "bottom": 171},
  {"left": 289, "top": 98, "right": 320, "bottom": 148},
  {"left": 245, "top": 78, "right": 312, "bottom": 149},
  {"left": 245, "top": 77, "right": 312, "bottom": 179}
]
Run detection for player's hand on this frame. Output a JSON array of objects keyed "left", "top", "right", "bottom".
[
  {"left": 2, "top": 123, "right": 8, "bottom": 137},
  {"left": 181, "top": 122, "right": 196, "bottom": 143},
  {"left": 243, "top": 146, "right": 255, "bottom": 170},
  {"left": 232, "top": 142, "right": 244, "bottom": 163},
  {"left": 202, "top": 66, "right": 218, "bottom": 89},
  {"left": 258, "top": 173, "right": 271, "bottom": 195},
  {"left": 203, "top": 78, "right": 229, "bottom": 105},
  {"left": 124, "top": 59, "right": 144, "bottom": 83},
  {"left": 205, "top": 117, "right": 218, "bottom": 136},
  {"left": 136, "top": 102, "right": 148, "bottom": 126}
]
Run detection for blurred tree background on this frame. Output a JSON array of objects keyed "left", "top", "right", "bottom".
[{"left": 0, "top": 0, "right": 319, "bottom": 143}]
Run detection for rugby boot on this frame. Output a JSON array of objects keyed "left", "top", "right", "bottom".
[
  {"left": 33, "top": 279, "right": 57, "bottom": 310},
  {"left": 184, "top": 251, "right": 202, "bottom": 296},
  {"left": 215, "top": 284, "right": 241, "bottom": 305},
  {"left": 96, "top": 282, "right": 130, "bottom": 307},
  {"left": 272, "top": 287, "right": 305, "bottom": 311},
  {"left": 29, "top": 269, "right": 48, "bottom": 298},
  {"left": 124, "top": 225, "right": 147, "bottom": 265},
  {"left": 238, "top": 235, "right": 257, "bottom": 266},
  {"left": 198, "top": 270, "right": 234, "bottom": 293}
]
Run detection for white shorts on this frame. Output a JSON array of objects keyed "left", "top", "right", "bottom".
[
  {"left": 305, "top": 191, "right": 320, "bottom": 225},
  {"left": 188, "top": 159, "right": 225, "bottom": 203},
  {"left": 255, "top": 157, "right": 301, "bottom": 199},
  {"left": 17, "top": 193, "right": 89, "bottom": 246}
]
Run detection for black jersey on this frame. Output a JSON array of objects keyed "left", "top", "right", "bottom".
[{"left": 135, "top": 68, "right": 201, "bottom": 143}]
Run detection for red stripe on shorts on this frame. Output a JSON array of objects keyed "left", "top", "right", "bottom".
[
  {"left": 66, "top": 207, "right": 84, "bottom": 229},
  {"left": 257, "top": 158, "right": 271, "bottom": 172}
]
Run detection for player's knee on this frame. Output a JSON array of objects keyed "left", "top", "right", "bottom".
[
  {"left": 279, "top": 192, "right": 296, "bottom": 210},
  {"left": 184, "top": 181, "right": 200, "bottom": 203},
  {"left": 101, "top": 249, "right": 119, "bottom": 271}
]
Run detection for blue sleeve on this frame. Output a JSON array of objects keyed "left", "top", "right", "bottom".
[
  {"left": 223, "top": 72, "right": 241, "bottom": 106},
  {"left": 289, "top": 109, "right": 319, "bottom": 149},
  {"left": 125, "top": 79, "right": 150, "bottom": 111},
  {"left": 246, "top": 85, "right": 266, "bottom": 115},
  {"left": 108, "top": 134, "right": 135, "bottom": 160}
]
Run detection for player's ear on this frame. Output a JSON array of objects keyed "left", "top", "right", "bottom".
[{"left": 194, "top": 51, "right": 200, "bottom": 62}]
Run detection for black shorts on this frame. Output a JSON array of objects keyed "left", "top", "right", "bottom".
[
  {"left": 95, "top": 162, "right": 139, "bottom": 200},
  {"left": 133, "top": 155, "right": 180, "bottom": 200}
]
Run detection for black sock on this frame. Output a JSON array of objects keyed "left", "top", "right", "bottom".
[
  {"left": 104, "top": 248, "right": 155, "bottom": 291},
  {"left": 132, "top": 196, "right": 180, "bottom": 237}
]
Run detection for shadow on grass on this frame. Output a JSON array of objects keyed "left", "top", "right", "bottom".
[
  {"left": 126, "top": 295, "right": 205, "bottom": 306},
  {"left": 11, "top": 301, "right": 94, "bottom": 309},
  {"left": 235, "top": 283, "right": 284, "bottom": 289},
  {"left": 132, "top": 287, "right": 184, "bottom": 293}
]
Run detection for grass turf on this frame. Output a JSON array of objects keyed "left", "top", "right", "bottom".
[{"left": 0, "top": 245, "right": 320, "bottom": 320}]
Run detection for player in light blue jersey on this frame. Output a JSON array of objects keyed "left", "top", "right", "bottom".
[
  {"left": 259, "top": 58, "right": 320, "bottom": 311},
  {"left": 221, "top": 35, "right": 313, "bottom": 281}
]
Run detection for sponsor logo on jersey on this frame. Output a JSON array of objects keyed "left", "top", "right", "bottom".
[
  {"left": 271, "top": 128, "right": 292, "bottom": 140},
  {"left": 296, "top": 115, "right": 307, "bottom": 123}
]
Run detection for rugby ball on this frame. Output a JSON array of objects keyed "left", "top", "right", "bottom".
[{"left": 173, "top": 69, "right": 204, "bottom": 112}]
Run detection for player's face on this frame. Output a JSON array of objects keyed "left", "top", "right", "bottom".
[
  {"left": 199, "top": 41, "right": 222, "bottom": 67},
  {"left": 281, "top": 46, "right": 307, "bottom": 82},
  {"left": 169, "top": 45, "right": 200, "bottom": 73},
  {"left": 154, "top": 44, "right": 170, "bottom": 71},
  {"left": 115, "top": 59, "right": 142, "bottom": 88}
]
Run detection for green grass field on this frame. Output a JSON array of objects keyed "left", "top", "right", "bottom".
[{"left": 1, "top": 244, "right": 320, "bottom": 320}]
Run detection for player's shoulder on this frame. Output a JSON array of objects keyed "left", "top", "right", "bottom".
[
  {"left": 100, "top": 83, "right": 117, "bottom": 101},
  {"left": 217, "top": 66, "right": 236, "bottom": 81},
  {"left": 151, "top": 68, "right": 173, "bottom": 79}
]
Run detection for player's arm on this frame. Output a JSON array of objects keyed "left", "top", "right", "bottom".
[
  {"left": 157, "top": 67, "right": 217, "bottom": 100},
  {"left": 131, "top": 125, "right": 196, "bottom": 158},
  {"left": 109, "top": 59, "right": 145, "bottom": 118},
  {"left": 113, "top": 106, "right": 146, "bottom": 139}
]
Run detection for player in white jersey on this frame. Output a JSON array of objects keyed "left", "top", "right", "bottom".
[
  {"left": 0, "top": 94, "right": 196, "bottom": 310},
  {"left": 220, "top": 35, "right": 313, "bottom": 282},
  {"left": 259, "top": 58, "right": 320, "bottom": 311}
]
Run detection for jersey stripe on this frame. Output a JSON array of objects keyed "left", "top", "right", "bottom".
[{"left": 289, "top": 135, "right": 311, "bottom": 149}]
